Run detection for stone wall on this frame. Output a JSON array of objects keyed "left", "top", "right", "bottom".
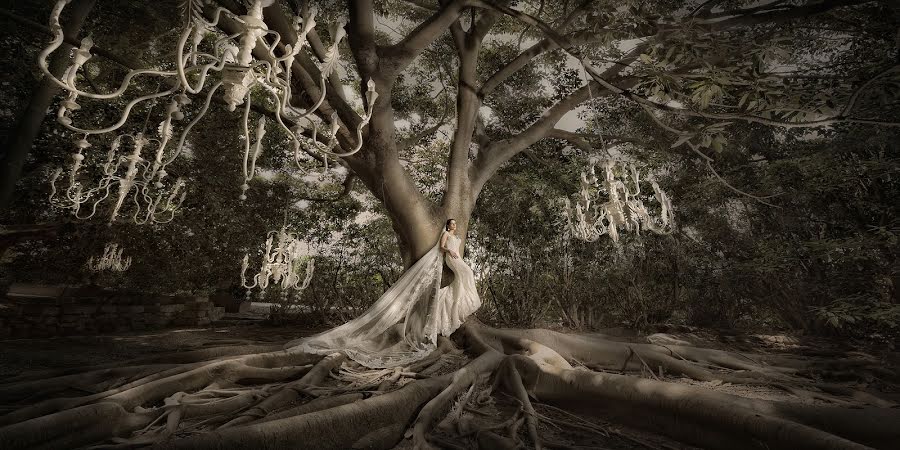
[{"left": 0, "top": 285, "right": 225, "bottom": 338}]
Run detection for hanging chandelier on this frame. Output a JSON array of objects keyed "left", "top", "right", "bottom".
[
  {"left": 563, "top": 160, "right": 675, "bottom": 242},
  {"left": 40, "top": 0, "right": 377, "bottom": 223},
  {"left": 86, "top": 242, "right": 132, "bottom": 272},
  {"left": 240, "top": 227, "right": 315, "bottom": 293}
]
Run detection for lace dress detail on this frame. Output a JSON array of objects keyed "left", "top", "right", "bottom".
[{"left": 284, "top": 231, "right": 482, "bottom": 368}]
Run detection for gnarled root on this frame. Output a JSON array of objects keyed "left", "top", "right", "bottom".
[
  {"left": 0, "top": 350, "right": 317, "bottom": 449},
  {"left": 507, "top": 339, "right": 900, "bottom": 450},
  {"left": 218, "top": 352, "right": 346, "bottom": 429},
  {"left": 408, "top": 351, "right": 505, "bottom": 449},
  {"left": 155, "top": 352, "right": 506, "bottom": 450}
]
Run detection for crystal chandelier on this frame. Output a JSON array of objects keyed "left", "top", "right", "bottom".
[
  {"left": 40, "top": 0, "right": 378, "bottom": 223},
  {"left": 48, "top": 131, "right": 188, "bottom": 223},
  {"left": 240, "top": 227, "right": 315, "bottom": 293},
  {"left": 86, "top": 242, "right": 132, "bottom": 272},
  {"left": 563, "top": 160, "right": 675, "bottom": 242}
]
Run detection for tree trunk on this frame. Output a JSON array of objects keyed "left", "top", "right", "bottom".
[
  {"left": 385, "top": 185, "right": 474, "bottom": 269},
  {"left": 0, "top": 0, "right": 97, "bottom": 212}
]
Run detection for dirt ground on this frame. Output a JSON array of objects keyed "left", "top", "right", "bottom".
[{"left": 1, "top": 317, "right": 897, "bottom": 449}]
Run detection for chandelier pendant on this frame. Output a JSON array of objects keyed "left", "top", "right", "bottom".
[
  {"left": 564, "top": 160, "right": 675, "bottom": 243},
  {"left": 86, "top": 242, "right": 132, "bottom": 272}
]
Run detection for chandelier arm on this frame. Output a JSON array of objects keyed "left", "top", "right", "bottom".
[
  {"left": 282, "top": 72, "right": 329, "bottom": 119},
  {"left": 175, "top": 7, "right": 243, "bottom": 93},
  {"left": 177, "top": 25, "right": 231, "bottom": 95},
  {"left": 135, "top": 181, "right": 153, "bottom": 213},
  {"left": 259, "top": 83, "right": 303, "bottom": 140},
  {"left": 64, "top": 178, "right": 84, "bottom": 202},
  {"left": 40, "top": 51, "right": 178, "bottom": 100},
  {"left": 40, "top": 1, "right": 178, "bottom": 99},
  {"left": 85, "top": 175, "right": 116, "bottom": 200},
  {"left": 258, "top": 82, "right": 345, "bottom": 163},
  {"left": 264, "top": 29, "right": 282, "bottom": 56},
  {"left": 198, "top": 6, "right": 232, "bottom": 29},
  {"left": 317, "top": 116, "right": 369, "bottom": 158},
  {"left": 241, "top": 274, "right": 260, "bottom": 290},
  {"left": 48, "top": 168, "right": 63, "bottom": 203},
  {"left": 131, "top": 188, "right": 153, "bottom": 225},
  {"left": 211, "top": 32, "right": 244, "bottom": 55},
  {"left": 153, "top": 210, "right": 178, "bottom": 224},
  {"left": 165, "top": 81, "right": 223, "bottom": 166},
  {"left": 72, "top": 183, "right": 113, "bottom": 220},
  {"left": 59, "top": 88, "right": 179, "bottom": 135},
  {"left": 176, "top": 26, "right": 204, "bottom": 94}
]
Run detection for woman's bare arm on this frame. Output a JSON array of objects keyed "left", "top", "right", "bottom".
[{"left": 440, "top": 233, "right": 458, "bottom": 258}]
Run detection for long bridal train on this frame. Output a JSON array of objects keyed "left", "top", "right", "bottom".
[{"left": 284, "top": 230, "right": 481, "bottom": 368}]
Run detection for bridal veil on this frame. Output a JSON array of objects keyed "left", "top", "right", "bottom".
[{"left": 285, "top": 231, "right": 480, "bottom": 368}]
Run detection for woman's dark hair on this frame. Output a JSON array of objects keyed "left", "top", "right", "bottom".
[{"left": 445, "top": 219, "right": 455, "bottom": 231}]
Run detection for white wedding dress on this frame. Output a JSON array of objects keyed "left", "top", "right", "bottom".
[{"left": 285, "top": 231, "right": 482, "bottom": 368}]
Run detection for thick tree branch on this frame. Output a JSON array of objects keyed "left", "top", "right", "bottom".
[
  {"left": 442, "top": 7, "right": 502, "bottom": 209},
  {"left": 470, "top": 81, "right": 613, "bottom": 195},
  {"left": 383, "top": 0, "right": 468, "bottom": 73},
  {"left": 584, "top": 63, "right": 900, "bottom": 129},
  {"left": 348, "top": 0, "right": 378, "bottom": 80},
  {"left": 548, "top": 129, "right": 594, "bottom": 153}
]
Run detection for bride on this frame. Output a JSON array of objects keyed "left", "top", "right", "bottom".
[{"left": 285, "top": 219, "right": 482, "bottom": 368}]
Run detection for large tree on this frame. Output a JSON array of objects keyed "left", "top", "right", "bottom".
[{"left": 1, "top": 0, "right": 900, "bottom": 449}]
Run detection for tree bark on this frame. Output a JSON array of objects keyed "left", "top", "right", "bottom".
[{"left": 0, "top": 0, "right": 97, "bottom": 212}]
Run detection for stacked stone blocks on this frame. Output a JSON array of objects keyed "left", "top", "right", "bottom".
[{"left": 0, "top": 285, "right": 225, "bottom": 338}]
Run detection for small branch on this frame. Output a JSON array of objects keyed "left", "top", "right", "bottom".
[
  {"left": 548, "top": 128, "right": 649, "bottom": 148},
  {"left": 471, "top": 81, "right": 616, "bottom": 194},
  {"left": 397, "top": 116, "right": 447, "bottom": 151},
  {"left": 480, "top": 30, "right": 615, "bottom": 97},
  {"left": 639, "top": 104, "right": 783, "bottom": 207},
  {"left": 398, "top": 0, "right": 439, "bottom": 11},
  {"left": 689, "top": 0, "right": 862, "bottom": 29},
  {"left": 688, "top": 144, "right": 783, "bottom": 208}
]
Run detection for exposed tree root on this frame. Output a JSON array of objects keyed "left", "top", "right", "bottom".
[
  {"left": 408, "top": 351, "right": 504, "bottom": 448},
  {"left": 0, "top": 321, "right": 896, "bottom": 450},
  {"left": 218, "top": 352, "right": 346, "bottom": 429},
  {"left": 504, "top": 337, "right": 900, "bottom": 449},
  {"left": 0, "top": 344, "right": 284, "bottom": 385},
  {"left": 496, "top": 358, "right": 542, "bottom": 450}
]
